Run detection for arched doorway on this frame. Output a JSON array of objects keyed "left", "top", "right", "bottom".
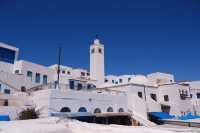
[
  {"left": 78, "top": 107, "right": 87, "bottom": 112},
  {"left": 94, "top": 108, "right": 101, "bottom": 113},
  {"left": 60, "top": 107, "right": 71, "bottom": 113},
  {"left": 118, "top": 108, "right": 124, "bottom": 112},
  {"left": 107, "top": 107, "right": 114, "bottom": 112}
]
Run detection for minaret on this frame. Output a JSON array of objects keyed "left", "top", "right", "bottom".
[{"left": 90, "top": 36, "right": 105, "bottom": 84}]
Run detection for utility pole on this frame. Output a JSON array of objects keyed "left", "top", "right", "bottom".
[
  {"left": 144, "top": 86, "right": 149, "bottom": 119},
  {"left": 57, "top": 46, "right": 61, "bottom": 89}
]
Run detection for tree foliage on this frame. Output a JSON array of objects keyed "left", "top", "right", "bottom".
[{"left": 18, "top": 108, "right": 39, "bottom": 120}]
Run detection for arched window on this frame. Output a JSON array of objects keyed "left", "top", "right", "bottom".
[
  {"left": 78, "top": 107, "right": 87, "bottom": 112},
  {"left": 94, "top": 108, "right": 101, "bottom": 114},
  {"left": 107, "top": 107, "right": 114, "bottom": 112},
  {"left": 98, "top": 48, "right": 102, "bottom": 53},
  {"left": 60, "top": 107, "right": 71, "bottom": 113},
  {"left": 87, "top": 84, "right": 91, "bottom": 89},
  {"left": 91, "top": 48, "right": 95, "bottom": 53},
  {"left": 118, "top": 108, "right": 124, "bottom": 113}
]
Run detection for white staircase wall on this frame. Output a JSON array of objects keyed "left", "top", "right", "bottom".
[
  {"left": 126, "top": 93, "right": 156, "bottom": 127},
  {"left": 127, "top": 93, "right": 147, "bottom": 119},
  {"left": 146, "top": 96, "right": 162, "bottom": 112},
  {"left": 31, "top": 89, "right": 51, "bottom": 118}
]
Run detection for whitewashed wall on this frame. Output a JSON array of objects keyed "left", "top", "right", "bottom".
[
  {"left": 14, "top": 60, "right": 55, "bottom": 84},
  {"left": 0, "top": 71, "right": 35, "bottom": 90},
  {"left": 158, "top": 84, "right": 193, "bottom": 115},
  {"left": 0, "top": 61, "right": 13, "bottom": 73},
  {"left": 49, "top": 89, "right": 127, "bottom": 114}
]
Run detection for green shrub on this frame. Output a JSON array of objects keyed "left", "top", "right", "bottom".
[{"left": 18, "top": 108, "right": 39, "bottom": 120}]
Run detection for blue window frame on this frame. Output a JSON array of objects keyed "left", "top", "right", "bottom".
[
  {"left": 27, "top": 71, "right": 32, "bottom": 77},
  {"left": 27, "top": 71, "right": 33, "bottom": 81},
  {"left": 69, "top": 80, "right": 74, "bottom": 89},
  {"left": 197, "top": 93, "right": 200, "bottom": 99},
  {"left": 4, "top": 89, "right": 10, "bottom": 94},
  {"left": 35, "top": 73, "right": 40, "bottom": 83},
  {"left": 43, "top": 75, "right": 48, "bottom": 84},
  {"left": 87, "top": 84, "right": 91, "bottom": 89},
  {"left": 0, "top": 47, "right": 16, "bottom": 64},
  {"left": 77, "top": 83, "right": 83, "bottom": 90}
]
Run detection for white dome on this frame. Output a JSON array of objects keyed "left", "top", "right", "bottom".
[{"left": 131, "top": 75, "right": 148, "bottom": 84}]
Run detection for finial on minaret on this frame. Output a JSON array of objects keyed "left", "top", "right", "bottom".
[
  {"left": 94, "top": 34, "right": 100, "bottom": 44},
  {"left": 95, "top": 34, "right": 99, "bottom": 39}
]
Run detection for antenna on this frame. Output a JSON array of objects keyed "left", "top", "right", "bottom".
[{"left": 57, "top": 46, "right": 61, "bottom": 88}]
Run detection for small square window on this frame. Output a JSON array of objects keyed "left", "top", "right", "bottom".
[
  {"left": 27, "top": 71, "right": 32, "bottom": 77},
  {"left": 119, "top": 79, "right": 123, "bottom": 83},
  {"left": 138, "top": 92, "right": 143, "bottom": 98},
  {"left": 15, "top": 70, "right": 19, "bottom": 74},
  {"left": 164, "top": 95, "right": 169, "bottom": 101},
  {"left": 4, "top": 99, "right": 8, "bottom": 106},
  {"left": 151, "top": 93, "right": 157, "bottom": 101},
  {"left": 4, "top": 89, "right": 10, "bottom": 94},
  {"left": 197, "top": 93, "right": 200, "bottom": 99}
]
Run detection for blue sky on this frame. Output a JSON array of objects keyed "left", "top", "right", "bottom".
[{"left": 0, "top": 0, "right": 200, "bottom": 81}]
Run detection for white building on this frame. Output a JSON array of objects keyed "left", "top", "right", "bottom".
[{"left": 0, "top": 39, "right": 200, "bottom": 126}]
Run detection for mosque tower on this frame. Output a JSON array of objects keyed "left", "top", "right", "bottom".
[{"left": 90, "top": 36, "right": 105, "bottom": 84}]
